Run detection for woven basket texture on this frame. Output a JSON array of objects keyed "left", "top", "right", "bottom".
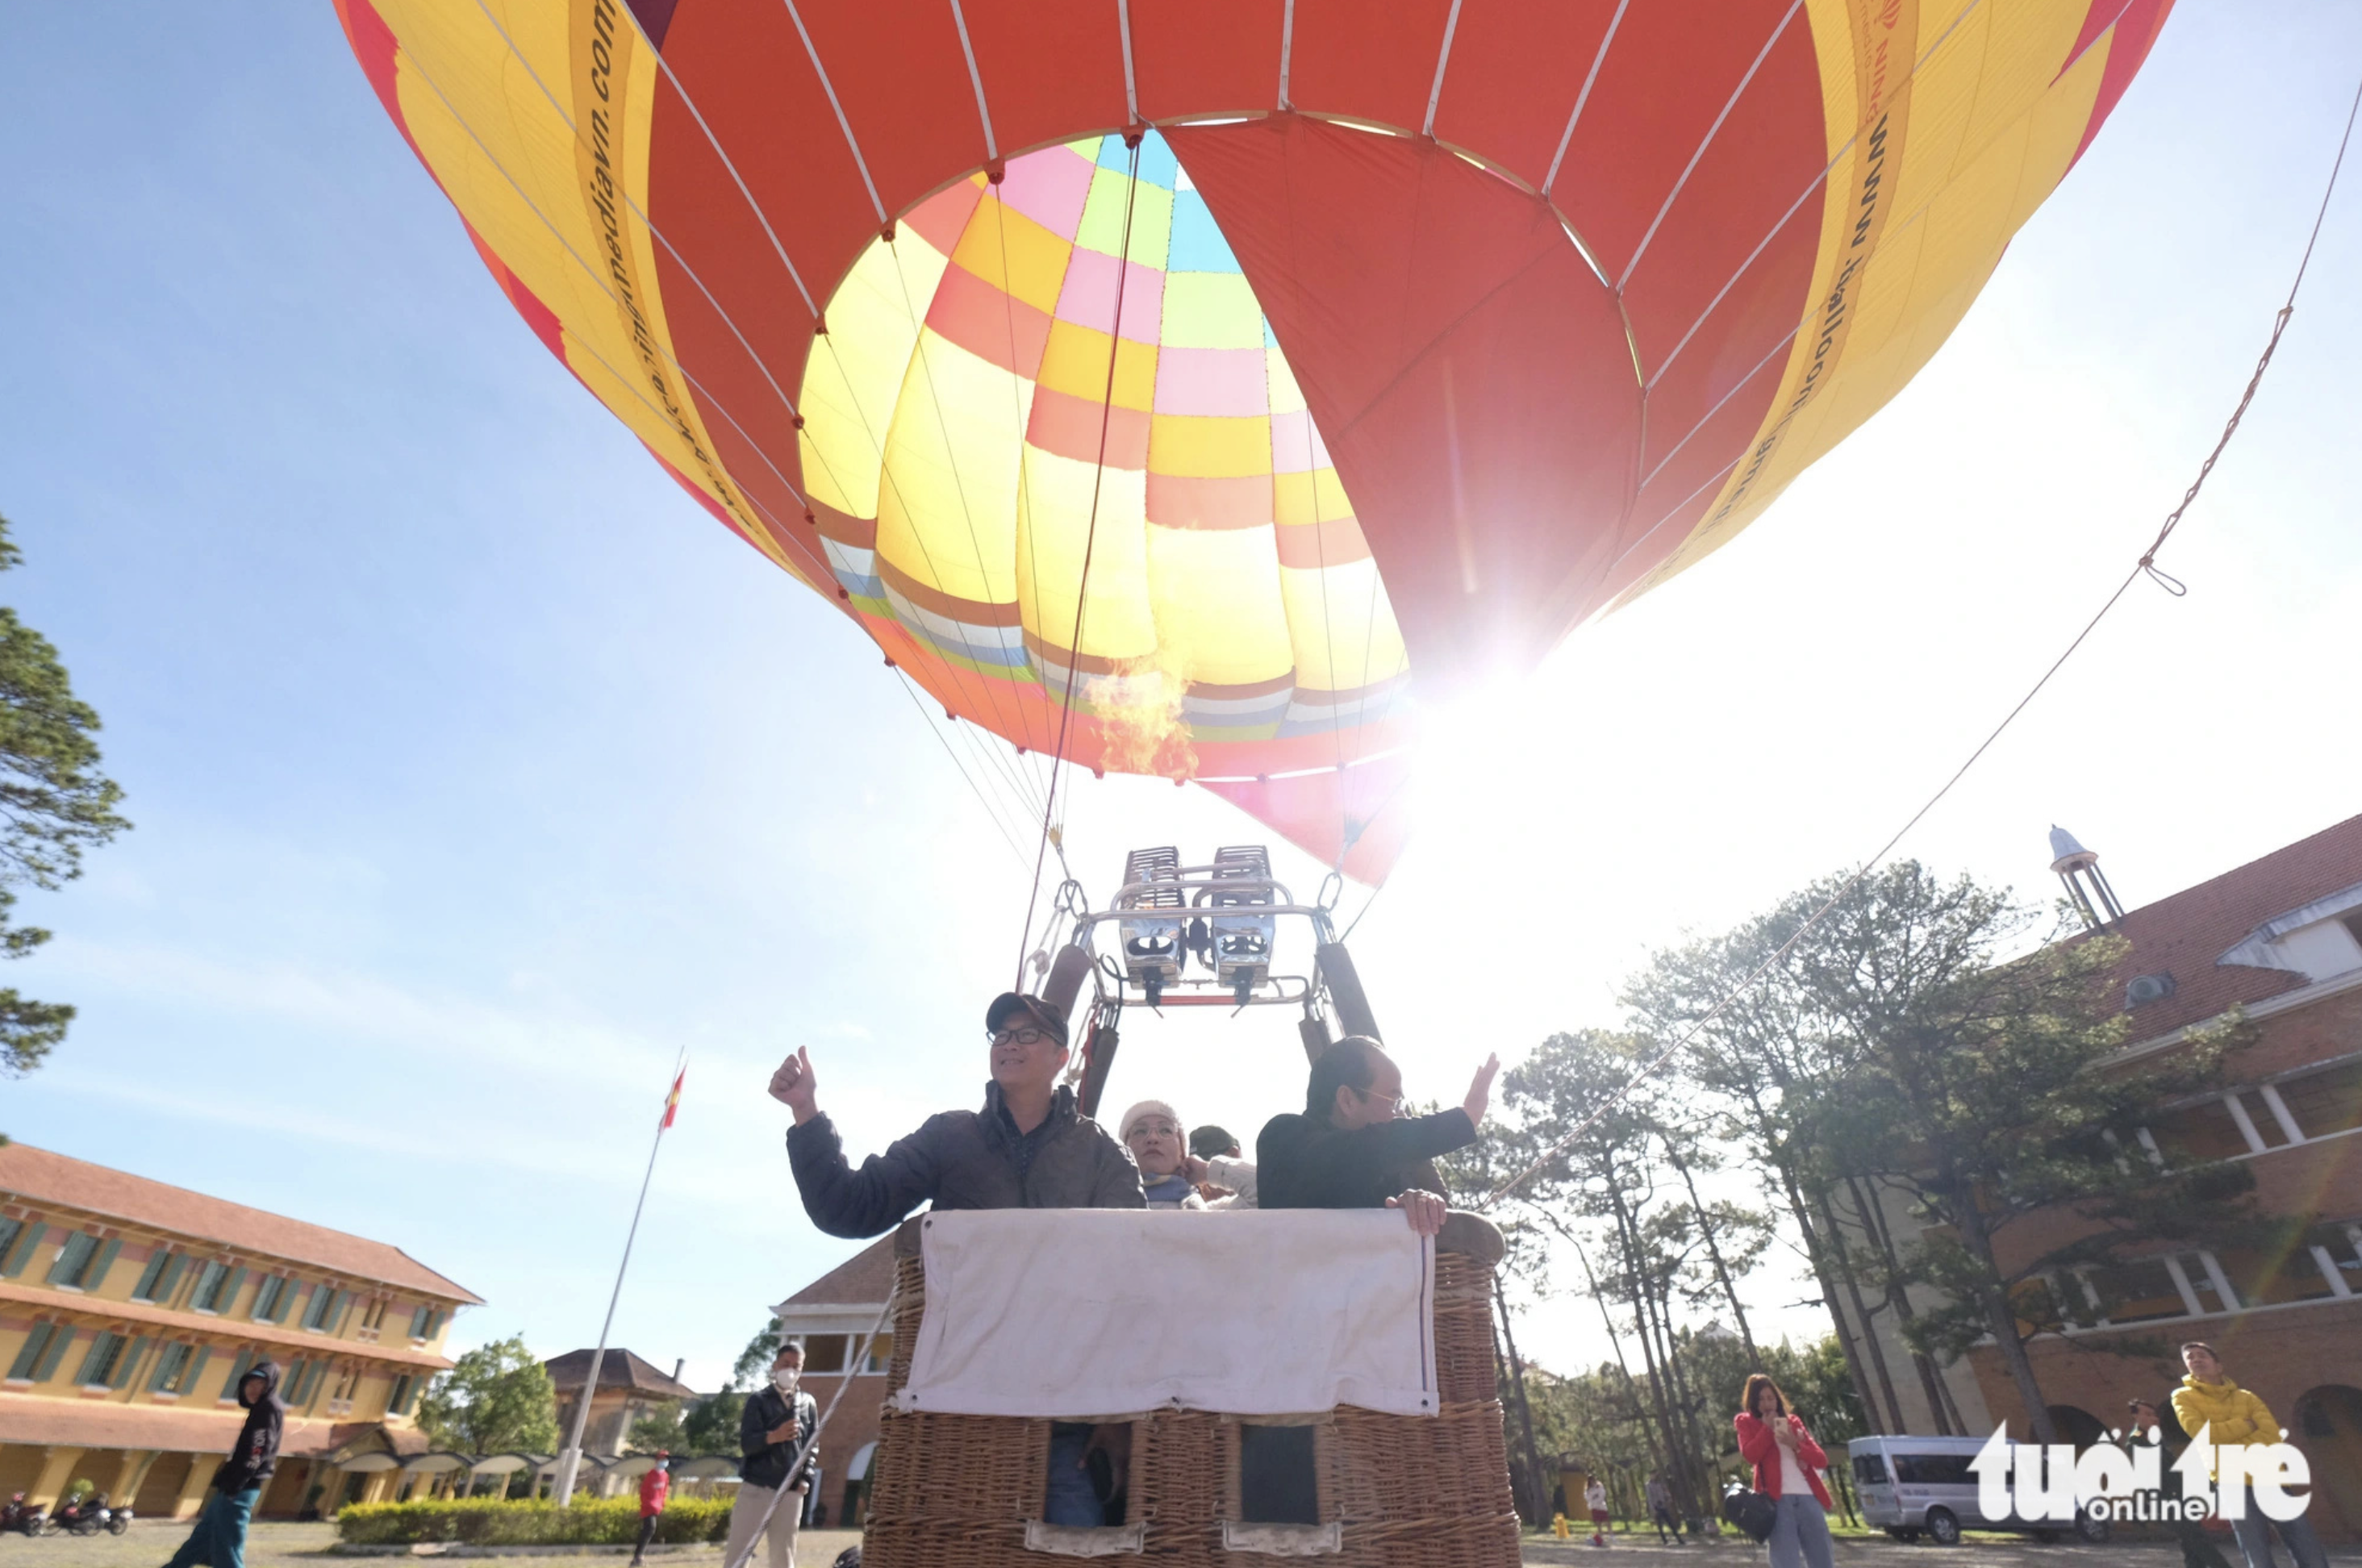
[{"left": 860, "top": 1244, "right": 1517, "bottom": 1566}]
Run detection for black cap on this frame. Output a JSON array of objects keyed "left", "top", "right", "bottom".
[{"left": 987, "top": 991, "right": 1068, "bottom": 1046}]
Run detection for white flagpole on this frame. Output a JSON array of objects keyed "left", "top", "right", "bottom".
[{"left": 553, "top": 1053, "right": 684, "bottom": 1508}]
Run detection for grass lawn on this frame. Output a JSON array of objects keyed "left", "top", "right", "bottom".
[{"left": 8, "top": 1520, "right": 866, "bottom": 1568}]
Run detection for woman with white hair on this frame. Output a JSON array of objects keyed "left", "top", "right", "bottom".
[{"left": 1119, "top": 1100, "right": 1206, "bottom": 1209}]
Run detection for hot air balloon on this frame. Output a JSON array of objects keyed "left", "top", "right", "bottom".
[{"left": 336, "top": 0, "right": 2172, "bottom": 883}]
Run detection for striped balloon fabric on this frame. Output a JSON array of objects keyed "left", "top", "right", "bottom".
[{"left": 799, "top": 133, "right": 1404, "bottom": 797}]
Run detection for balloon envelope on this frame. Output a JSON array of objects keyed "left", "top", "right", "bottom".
[{"left": 337, "top": 0, "right": 2172, "bottom": 880}]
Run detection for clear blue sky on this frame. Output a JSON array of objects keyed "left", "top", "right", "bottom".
[{"left": 4, "top": 2, "right": 2358, "bottom": 1387}]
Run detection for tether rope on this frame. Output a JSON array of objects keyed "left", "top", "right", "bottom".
[{"left": 1478, "top": 61, "right": 2362, "bottom": 1213}]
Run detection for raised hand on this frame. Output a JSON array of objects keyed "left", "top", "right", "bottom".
[
  {"left": 1385, "top": 1188, "right": 1448, "bottom": 1237},
  {"left": 1463, "top": 1053, "right": 1501, "bottom": 1128},
  {"left": 769, "top": 1047, "right": 820, "bottom": 1125}
]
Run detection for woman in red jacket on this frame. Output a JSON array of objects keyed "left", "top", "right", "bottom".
[{"left": 1734, "top": 1374, "right": 1834, "bottom": 1568}]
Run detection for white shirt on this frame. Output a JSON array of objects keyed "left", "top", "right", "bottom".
[{"left": 1777, "top": 1439, "right": 1812, "bottom": 1499}]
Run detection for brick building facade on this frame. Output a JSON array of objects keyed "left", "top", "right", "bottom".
[{"left": 1831, "top": 816, "right": 2362, "bottom": 1539}]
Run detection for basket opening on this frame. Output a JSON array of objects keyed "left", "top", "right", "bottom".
[{"left": 1238, "top": 1424, "right": 1319, "bottom": 1524}]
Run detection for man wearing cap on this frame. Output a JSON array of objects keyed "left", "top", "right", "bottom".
[
  {"left": 771, "top": 991, "right": 1144, "bottom": 1236},
  {"left": 773, "top": 993, "right": 1142, "bottom": 1528}
]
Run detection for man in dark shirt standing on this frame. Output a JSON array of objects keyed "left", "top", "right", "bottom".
[
  {"left": 163, "top": 1358, "right": 282, "bottom": 1568},
  {"left": 724, "top": 1342, "right": 817, "bottom": 1568},
  {"left": 1258, "top": 1037, "right": 1498, "bottom": 1236}
]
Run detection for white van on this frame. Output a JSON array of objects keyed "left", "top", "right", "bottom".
[{"left": 1847, "top": 1436, "right": 2110, "bottom": 1545}]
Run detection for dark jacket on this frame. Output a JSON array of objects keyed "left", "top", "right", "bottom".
[
  {"left": 211, "top": 1357, "right": 285, "bottom": 1495},
  {"left": 1255, "top": 1107, "right": 1476, "bottom": 1212},
  {"left": 787, "top": 1082, "right": 1145, "bottom": 1238},
  {"left": 740, "top": 1383, "right": 820, "bottom": 1491}
]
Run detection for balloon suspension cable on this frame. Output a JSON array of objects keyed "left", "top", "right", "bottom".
[
  {"left": 1478, "top": 62, "right": 2362, "bottom": 1215},
  {"left": 1014, "top": 133, "right": 1146, "bottom": 987},
  {"left": 720, "top": 1287, "right": 899, "bottom": 1568}
]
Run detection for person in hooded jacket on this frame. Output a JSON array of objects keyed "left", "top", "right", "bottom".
[
  {"left": 2169, "top": 1342, "right": 2328, "bottom": 1568},
  {"left": 161, "top": 1357, "right": 282, "bottom": 1568},
  {"left": 724, "top": 1341, "right": 819, "bottom": 1568},
  {"left": 770, "top": 991, "right": 1143, "bottom": 1530}
]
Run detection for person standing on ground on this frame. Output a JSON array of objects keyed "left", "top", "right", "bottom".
[
  {"left": 1646, "top": 1472, "right": 1679, "bottom": 1545},
  {"left": 771, "top": 991, "right": 1143, "bottom": 1529},
  {"left": 2170, "top": 1342, "right": 2329, "bottom": 1568},
  {"left": 1585, "top": 1475, "right": 1611, "bottom": 1548},
  {"left": 1256, "top": 1037, "right": 1500, "bottom": 1236},
  {"left": 1734, "top": 1374, "right": 1834, "bottom": 1568},
  {"left": 161, "top": 1358, "right": 282, "bottom": 1568},
  {"left": 727, "top": 1343, "right": 818, "bottom": 1568},
  {"left": 2128, "top": 1399, "right": 2235, "bottom": 1568},
  {"left": 628, "top": 1453, "right": 670, "bottom": 1568}
]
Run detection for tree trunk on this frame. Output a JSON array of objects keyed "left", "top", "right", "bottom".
[
  {"left": 1753, "top": 1106, "right": 1884, "bottom": 1435},
  {"left": 1608, "top": 1185, "right": 1708, "bottom": 1525},
  {"left": 1838, "top": 1173, "right": 1956, "bottom": 1435},
  {"left": 1669, "top": 1146, "right": 1763, "bottom": 1367},
  {"left": 1943, "top": 1178, "right": 2059, "bottom": 1445},
  {"left": 1812, "top": 1187, "right": 1909, "bottom": 1432},
  {"left": 1492, "top": 1275, "right": 1550, "bottom": 1524},
  {"left": 1572, "top": 1234, "right": 1670, "bottom": 1482}
]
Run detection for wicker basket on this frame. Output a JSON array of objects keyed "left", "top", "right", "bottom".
[{"left": 860, "top": 1215, "right": 1519, "bottom": 1566}]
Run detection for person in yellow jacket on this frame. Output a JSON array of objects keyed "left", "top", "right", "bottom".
[{"left": 2168, "top": 1342, "right": 2327, "bottom": 1568}]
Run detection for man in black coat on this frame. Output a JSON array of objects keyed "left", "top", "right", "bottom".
[
  {"left": 723, "top": 1342, "right": 819, "bottom": 1568},
  {"left": 771, "top": 992, "right": 1143, "bottom": 1235},
  {"left": 1257, "top": 1037, "right": 1498, "bottom": 1235},
  {"left": 161, "top": 1357, "right": 282, "bottom": 1568},
  {"left": 770, "top": 990, "right": 1142, "bottom": 1528}
]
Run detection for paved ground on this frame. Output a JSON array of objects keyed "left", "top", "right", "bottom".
[
  {"left": 16, "top": 1517, "right": 2362, "bottom": 1566},
  {"left": 0, "top": 1521, "right": 866, "bottom": 1568}
]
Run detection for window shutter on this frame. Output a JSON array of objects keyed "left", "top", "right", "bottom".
[
  {"left": 116, "top": 1336, "right": 152, "bottom": 1391},
  {"left": 330, "top": 1290, "right": 352, "bottom": 1332},
  {"left": 185, "top": 1345, "right": 211, "bottom": 1396},
  {"left": 0, "top": 1222, "right": 35, "bottom": 1277},
  {"left": 223, "top": 1266, "right": 249, "bottom": 1315},
  {"left": 48, "top": 1232, "right": 90, "bottom": 1286},
  {"left": 159, "top": 1253, "right": 189, "bottom": 1303},
  {"left": 287, "top": 1283, "right": 314, "bottom": 1326},
  {"left": 6, "top": 1322, "right": 50, "bottom": 1380},
  {"left": 76, "top": 1332, "right": 118, "bottom": 1386},
  {"left": 148, "top": 1342, "right": 181, "bottom": 1392},
  {"left": 32, "top": 1324, "right": 74, "bottom": 1382},
  {"left": 88, "top": 1238, "right": 123, "bottom": 1293}
]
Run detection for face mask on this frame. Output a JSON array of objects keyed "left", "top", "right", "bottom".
[{"left": 774, "top": 1369, "right": 799, "bottom": 1392}]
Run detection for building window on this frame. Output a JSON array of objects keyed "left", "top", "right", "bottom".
[
  {"left": 0, "top": 1217, "right": 27, "bottom": 1274},
  {"left": 49, "top": 1232, "right": 102, "bottom": 1290},
  {"left": 77, "top": 1331, "right": 131, "bottom": 1389},
  {"left": 8, "top": 1320, "right": 73, "bottom": 1382},
  {"left": 2084, "top": 1257, "right": 2187, "bottom": 1324},
  {"left": 190, "top": 1260, "right": 240, "bottom": 1314},
  {"left": 252, "top": 1274, "right": 290, "bottom": 1323},
  {"left": 2214, "top": 1244, "right": 2339, "bottom": 1308},
  {"left": 2143, "top": 1101, "right": 2254, "bottom": 1165},
  {"left": 328, "top": 1363, "right": 361, "bottom": 1414},
  {"left": 801, "top": 1335, "right": 846, "bottom": 1374},
  {"left": 2274, "top": 1058, "right": 2362, "bottom": 1141},
  {"left": 305, "top": 1286, "right": 345, "bottom": 1332},
  {"left": 389, "top": 1373, "right": 417, "bottom": 1416},
  {"left": 361, "top": 1298, "right": 389, "bottom": 1332},
  {"left": 151, "top": 1342, "right": 206, "bottom": 1396},
  {"left": 865, "top": 1333, "right": 895, "bottom": 1374},
  {"left": 132, "top": 1248, "right": 185, "bottom": 1303},
  {"left": 219, "top": 1353, "right": 261, "bottom": 1403},
  {"left": 410, "top": 1303, "right": 433, "bottom": 1341}
]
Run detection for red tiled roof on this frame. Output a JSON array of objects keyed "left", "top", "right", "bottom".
[
  {"left": 541, "top": 1348, "right": 695, "bottom": 1399},
  {"left": 0, "top": 1396, "right": 408, "bottom": 1458},
  {"left": 0, "top": 1144, "right": 481, "bottom": 1304},
  {"left": 2083, "top": 813, "right": 2362, "bottom": 1041},
  {"left": 778, "top": 1236, "right": 895, "bottom": 1307}
]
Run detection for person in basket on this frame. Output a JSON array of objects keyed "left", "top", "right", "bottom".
[{"left": 1734, "top": 1374, "right": 1834, "bottom": 1568}]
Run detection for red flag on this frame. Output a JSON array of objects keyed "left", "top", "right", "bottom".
[{"left": 661, "top": 1067, "right": 684, "bottom": 1129}]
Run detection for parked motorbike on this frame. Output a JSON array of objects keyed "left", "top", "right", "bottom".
[
  {"left": 0, "top": 1493, "right": 47, "bottom": 1536},
  {"left": 44, "top": 1491, "right": 113, "bottom": 1536},
  {"left": 106, "top": 1501, "right": 134, "bottom": 1534}
]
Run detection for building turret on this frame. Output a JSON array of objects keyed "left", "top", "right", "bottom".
[{"left": 2049, "top": 825, "right": 2124, "bottom": 931}]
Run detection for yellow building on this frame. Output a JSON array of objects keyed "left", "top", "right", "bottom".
[{"left": 0, "top": 1141, "right": 480, "bottom": 1518}]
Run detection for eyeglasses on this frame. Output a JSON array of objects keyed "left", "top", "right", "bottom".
[
  {"left": 989, "top": 1026, "right": 1055, "bottom": 1047},
  {"left": 1352, "top": 1086, "right": 1401, "bottom": 1112}
]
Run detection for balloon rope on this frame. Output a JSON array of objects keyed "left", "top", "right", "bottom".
[
  {"left": 1014, "top": 134, "right": 1146, "bottom": 986},
  {"left": 1479, "top": 60, "right": 2362, "bottom": 1214},
  {"left": 719, "top": 1288, "right": 898, "bottom": 1568}
]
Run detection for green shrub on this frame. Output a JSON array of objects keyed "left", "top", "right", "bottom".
[{"left": 336, "top": 1496, "right": 735, "bottom": 1546}]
